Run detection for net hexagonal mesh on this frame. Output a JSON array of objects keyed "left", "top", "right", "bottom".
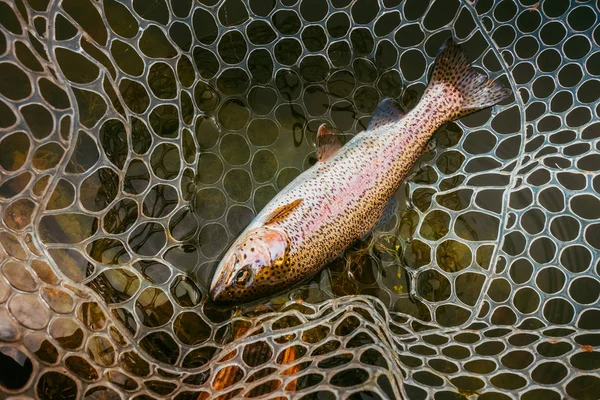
[{"left": 0, "top": 0, "right": 598, "bottom": 398}]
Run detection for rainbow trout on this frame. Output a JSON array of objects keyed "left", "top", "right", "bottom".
[{"left": 210, "top": 39, "right": 511, "bottom": 303}]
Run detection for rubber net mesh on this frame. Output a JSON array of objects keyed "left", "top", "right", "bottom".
[{"left": 0, "top": 0, "right": 599, "bottom": 398}]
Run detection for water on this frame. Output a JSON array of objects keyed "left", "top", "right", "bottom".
[{"left": 0, "top": 0, "right": 599, "bottom": 398}]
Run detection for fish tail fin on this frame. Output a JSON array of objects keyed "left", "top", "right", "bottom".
[{"left": 427, "top": 38, "right": 512, "bottom": 119}]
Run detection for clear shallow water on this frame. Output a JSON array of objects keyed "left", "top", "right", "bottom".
[{"left": 0, "top": 0, "right": 599, "bottom": 398}]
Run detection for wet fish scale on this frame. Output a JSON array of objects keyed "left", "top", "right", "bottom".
[{"left": 210, "top": 39, "right": 511, "bottom": 303}]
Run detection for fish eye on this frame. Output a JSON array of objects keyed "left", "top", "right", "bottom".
[{"left": 234, "top": 267, "right": 251, "bottom": 287}]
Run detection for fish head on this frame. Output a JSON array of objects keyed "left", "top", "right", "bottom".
[{"left": 209, "top": 226, "right": 291, "bottom": 303}]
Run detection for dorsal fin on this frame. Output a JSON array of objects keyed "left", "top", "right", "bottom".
[
  {"left": 263, "top": 199, "right": 303, "bottom": 225},
  {"left": 316, "top": 124, "right": 342, "bottom": 162},
  {"left": 367, "top": 98, "right": 405, "bottom": 130}
]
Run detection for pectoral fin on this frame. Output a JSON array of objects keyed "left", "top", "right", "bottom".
[
  {"left": 263, "top": 199, "right": 303, "bottom": 225},
  {"left": 317, "top": 124, "right": 342, "bottom": 162},
  {"left": 367, "top": 98, "right": 405, "bottom": 130}
]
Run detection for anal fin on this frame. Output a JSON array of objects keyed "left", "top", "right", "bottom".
[
  {"left": 374, "top": 195, "right": 399, "bottom": 231},
  {"left": 425, "top": 137, "right": 437, "bottom": 153},
  {"left": 317, "top": 124, "right": 342, "bottom": 162}
]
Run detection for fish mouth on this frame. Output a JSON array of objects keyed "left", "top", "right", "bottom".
[
  {"left": 210, "top": 277, "right": 240, "bottom": 304},
  {"left": 209, "top": 252, "right": 235, "bottom": 302},
  {"left": 210, "top": 274, "right": 234, "bottom": 303},
  {"left": 209, "top": 280, "right": 223, "bottom": 302}
]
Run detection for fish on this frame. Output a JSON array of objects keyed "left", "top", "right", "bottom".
[{"left": 209, "top": 38, "right": 512, "bottom": 304}]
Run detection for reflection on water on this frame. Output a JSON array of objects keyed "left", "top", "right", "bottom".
[{"left": 0, "top": 0, "right": 599, "bottom": 398}]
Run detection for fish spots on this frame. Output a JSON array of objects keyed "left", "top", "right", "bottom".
[{"left": 214, "top": 40, "right": 509, "bottom": 302}]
